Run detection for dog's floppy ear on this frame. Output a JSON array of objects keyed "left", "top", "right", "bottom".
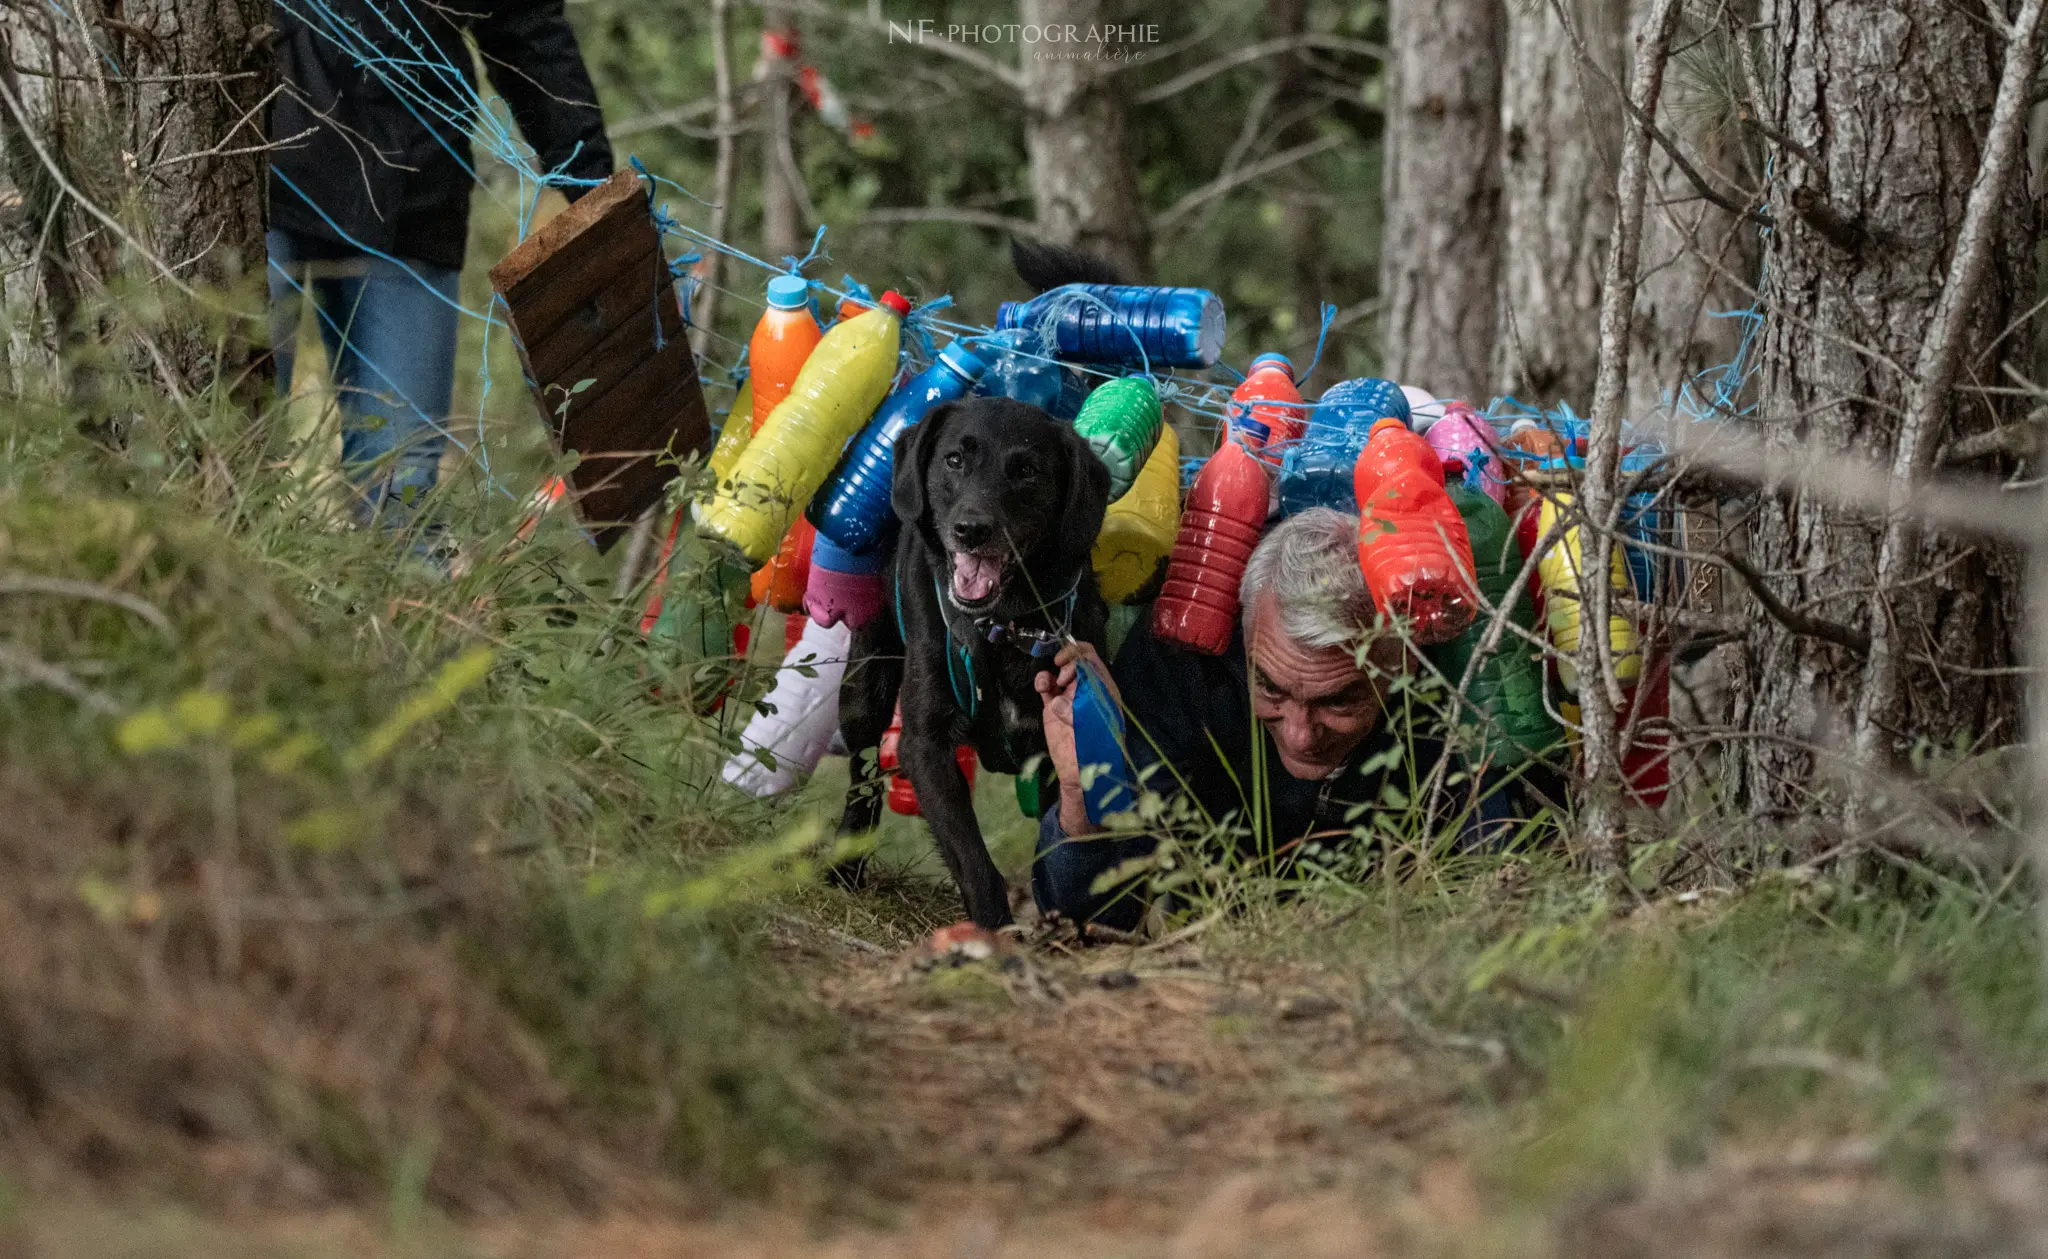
[
  {"left": 891, "top": 401, "right": 958, "bottom": 528},
  {"left": 1051, "top": 421, "right": 1113, "bottom": 572}
]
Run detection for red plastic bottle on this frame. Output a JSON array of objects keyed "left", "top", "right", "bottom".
[
  {"left": 764, "top": 517, "right": 816, "bottom": 613},
  {"left": 1225, "top": 352, "right": 1305, "bottom": 468},
  {"left": 1620, "top": 639, "right": 1672, "bottom": 810},
  {"left": 880, "top": 703, "right": 978, "bottom": 816},
  {"left": 749, "top": 274, "right": 824, "bottom": 433},
  {"left": 1152, "top": 440, "right": 1270, "bottom": 656},
  {"left": 1353, "top": 417, "right": 1478, "bottom": 645}
]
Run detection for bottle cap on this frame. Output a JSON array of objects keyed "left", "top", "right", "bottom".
[
  {"left": 878, "top": 290, "right": 913, "bottom": 317},
  {"left": 1249, "top": 352, "right": 1294, "bottom": 378},
  {"left": 937, "top": 340, "right": 988, "bottom": 381},
  {"left": 1369, "top": 416, "right": 1408, "bottom": 438},
  {"left": 766, "top": 275, "right": 810, "bottom": 310}
]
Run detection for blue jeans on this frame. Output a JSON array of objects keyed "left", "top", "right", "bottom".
[{"left": 267, "top": 230, "right": 460, "bottom": 524}]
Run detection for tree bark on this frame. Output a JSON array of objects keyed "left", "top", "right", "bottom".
[
  {"left": 1268, "top": 0, "right": 1329, "bottom": 389},
  {"left": 1494, "top": 0, "right": 1623, "bottom": 408},
  {"left": 759, "top": 2, "right": 802, "bottom": 261},
  {"left": 1018, "top": 0, "right": 1152, "bottom": 280},
  {"left": 1730, "top": 0, "right": 2032, "bottom": 823},
  {"left": 1380, "top": 0, "right": 1505, "bottom": 400}
]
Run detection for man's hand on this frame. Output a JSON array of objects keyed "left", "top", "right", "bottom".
[{"left": 1034, "top": 642, "right": 1119, "bottom": 836}]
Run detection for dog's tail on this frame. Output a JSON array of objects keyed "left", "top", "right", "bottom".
[{"left": 1010, "top": 238, "right": 1128, "bottom": 293}]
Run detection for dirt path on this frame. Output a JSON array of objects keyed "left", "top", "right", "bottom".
[{"left": 506, "top": 920, "right": 1490, "bottom": 1258}]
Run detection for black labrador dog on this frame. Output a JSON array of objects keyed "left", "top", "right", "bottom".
[{"left": 835, "top": 396, "right": 1111, "bottom": 927}]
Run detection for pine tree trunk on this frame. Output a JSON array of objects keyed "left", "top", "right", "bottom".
[
  {"left": 1494, "top": 0, "right": 1623, "bottom": 408},
  {"left": 1730, "top": 0, "right": 2031, "bottom": 823},
  {"left": 1018, "top": 0, "right": 1152, "bottom": 279},
  {"left": 1380, "top": 0, "right": 1505, "bottom": 400}
]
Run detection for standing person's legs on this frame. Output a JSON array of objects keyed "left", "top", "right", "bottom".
[
  {"left": 265, "top": 230, "right": 305, "bottom": 397},
  {"left": 318, "top": 255, "right": 462, "bottom": 526}
]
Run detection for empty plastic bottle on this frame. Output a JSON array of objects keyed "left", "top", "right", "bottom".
[
  {"left": 1535, "top": 486, "right": 1641, "bottom": 692},
  {"left": 1279, "top": 376, "right": 1411, "bottom": 516},
  {"left": 969, "top": 329, "right": 1065, "bottom": 415},
  {"left": 1428, "top": 482, "right": 1559, "bottom": 766},
  {"left": 880, "top": 702, "right": 979, "bottom": 817},
  {"left": 721, "top": 617, "right": 852, "bottom": 797},
  {"left": 1073, "top": 375, "right": 1163, "bottom": 500},
  {"left": 1072, "top": 659, "right": 1138, "bottom": 823},
  {"left": 1426, "top": 402, "right": 1508, "bottom": 507},
  {"left": 1092, "top": 425, "right": 1181, "bottom": 604},
  {"left": 1619, "top": 643, "right": 1672, "bottom": 809},
  {"left": 1151, "top": 439, "right": 1270, "bottom": 656},
  {"left": 995, "top": 283, "right": 1226, "bottom": 369},
  {"left": 1400, "top": 385, "right": 1447, "bottom": 432},
  {"left": 1353, "top": 418, "right": 1478, "bottom": 645},
  {"left": 749, "top": 275, "right": 825, "bottom": 432},
  {"left": 697, "top": 292, "right": 910, "bottom": 566},
  {"left": 804, "top": 531, "right": 885, "bottom": 630},
  {"left": 1224, "top": 353, "right": 1305, "bottom": 468},
  {"left": 811, "top": 339, "right": 988, "bottom": 555},
  {"left": 764, "top": 517, "right": 815, "bottom": 613}
]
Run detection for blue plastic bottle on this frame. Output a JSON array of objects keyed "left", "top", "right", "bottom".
[
  {"left": 809, "top": 340, "right": 989, "bottom": 555},
  {"left": 1072, "top": 660, "right": 1138, "bottom": 823},
  {"left": 1277, "top": 376, "right": 1411, "bottom": 516},
  {"left": 995, "top": 284, "right": 1226, "bottom": 369}
]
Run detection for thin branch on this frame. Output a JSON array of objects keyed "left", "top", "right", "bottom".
[
  {"left": 0, "top": 573, "right": 173, "bottom": 637},
  {"left": 0, "top": 641, "right": 119, "bottom": 712},
  {"left": 1154, "top": 134, "right": 1342, "bottom": 230},
  {"left": 1133, "top": 33, "right": 1388, "bottom": 104},
  {"left": 1717, "top": 551, "right": 1870, "bottom": 654}
]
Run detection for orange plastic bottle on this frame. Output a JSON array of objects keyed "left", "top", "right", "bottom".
[
  {"left": 1152, "top": 440, "right": 1270, "bottom": 656},
  {"left": 1353, "top": 417, "right": 1478, "bottom": 645},
  {"left": 750, "top": 275, "right": 824, "bottom": 432},
  {"left": 764, "top": 516, "right": 816, "bottom": 613},
  {"left": 879, "top": 702, "right": 979, "bottom": 816},
  {"left": 1225, "top": 352, "right": 1305, "bottom": 468}
]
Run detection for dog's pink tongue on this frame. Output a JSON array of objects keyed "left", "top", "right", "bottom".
[{"left": 951, "top": 552, "right": 1001, "bottom": 603}]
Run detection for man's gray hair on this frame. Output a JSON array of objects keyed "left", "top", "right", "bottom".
[{"left": 1238, "top": 507, "right": 1376, "bottom": 649}]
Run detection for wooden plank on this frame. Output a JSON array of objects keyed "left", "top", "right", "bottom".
[
  {"left": 489, "top": 166, "right": 708, "bottom": 547},
  {"left": 524, "top": 256, "right": 684, "bottom": 409},
  {"left": 519, "top": 249, "right": 676, "bottom": 385},
  {"left": 496, "top": 218, "right": 664, "bottom": 349},
  {"left": 555, "top": 329, "right": 695, "bottom": 447},
  {"left": 488, "top": 167, "right": 644, "bottom": 296}
]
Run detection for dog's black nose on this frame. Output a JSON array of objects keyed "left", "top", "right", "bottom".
[{"left": 950, "top": 519, "right": 994, "bottom": 551}]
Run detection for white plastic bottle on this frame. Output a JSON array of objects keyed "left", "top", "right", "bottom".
[{"left": 721, "top": 617, "right": 853, "bottom": 796}]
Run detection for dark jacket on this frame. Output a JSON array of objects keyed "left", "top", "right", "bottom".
[
  {"left": 1100, "top": 616, "right": 1447, "bottom": 856},
  {"left": 270, "top": 0, "right": 613, "bottom": 271}
]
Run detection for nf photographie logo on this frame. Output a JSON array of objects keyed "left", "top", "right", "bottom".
[{"left": 887, "top": 18, "right": 1161, "bottom": 60}]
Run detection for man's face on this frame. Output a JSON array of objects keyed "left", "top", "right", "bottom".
[{"left": 1248, "top": 593, "right": 1397, "bottom": 780}]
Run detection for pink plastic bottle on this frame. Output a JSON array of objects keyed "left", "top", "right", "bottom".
[
  {"left": 1224, "top": 352, "right": 1304, "bottom": 468},
  {"left": 1353, "top": 418, "right": 1478, "bottom": 645},
  {"left": 1425, "top": 402, "right": 1507, "bottom": 506},
  {"left": 1151, "top": 440, "right": 1270, "bottom": 656}
]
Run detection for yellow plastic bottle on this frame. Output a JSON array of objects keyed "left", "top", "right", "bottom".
[
  {"left": 1536, "top": 492, "right": 1640, "bottom": 692},
  {"left": 1092, "top": 425, "right": 1181, "bottom": 604},
  {"left": 695, "top": 378, "right": 755, "bottom": 518},
  {"left": 695, "top": 292, "right": 910, "bottom": 565}
]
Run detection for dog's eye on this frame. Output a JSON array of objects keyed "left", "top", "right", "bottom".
[
  {"left": 943, "top": 450, "right": 965, "bottom": 471},
  {"left": 1005, "top": 454, "right": 1039, "bottom": 480}
]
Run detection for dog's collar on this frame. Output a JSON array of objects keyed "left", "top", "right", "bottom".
[{"left": 969, "top": 572, "right": 1082, "bottom": 659}]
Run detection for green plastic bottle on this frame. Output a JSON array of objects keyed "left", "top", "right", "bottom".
[
  {"left": 1072, "top": 375, "right": 1163, "bottom": 499},
  {"left": 1428, "top": 480, "right": 1561, "bottom": 766}
]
